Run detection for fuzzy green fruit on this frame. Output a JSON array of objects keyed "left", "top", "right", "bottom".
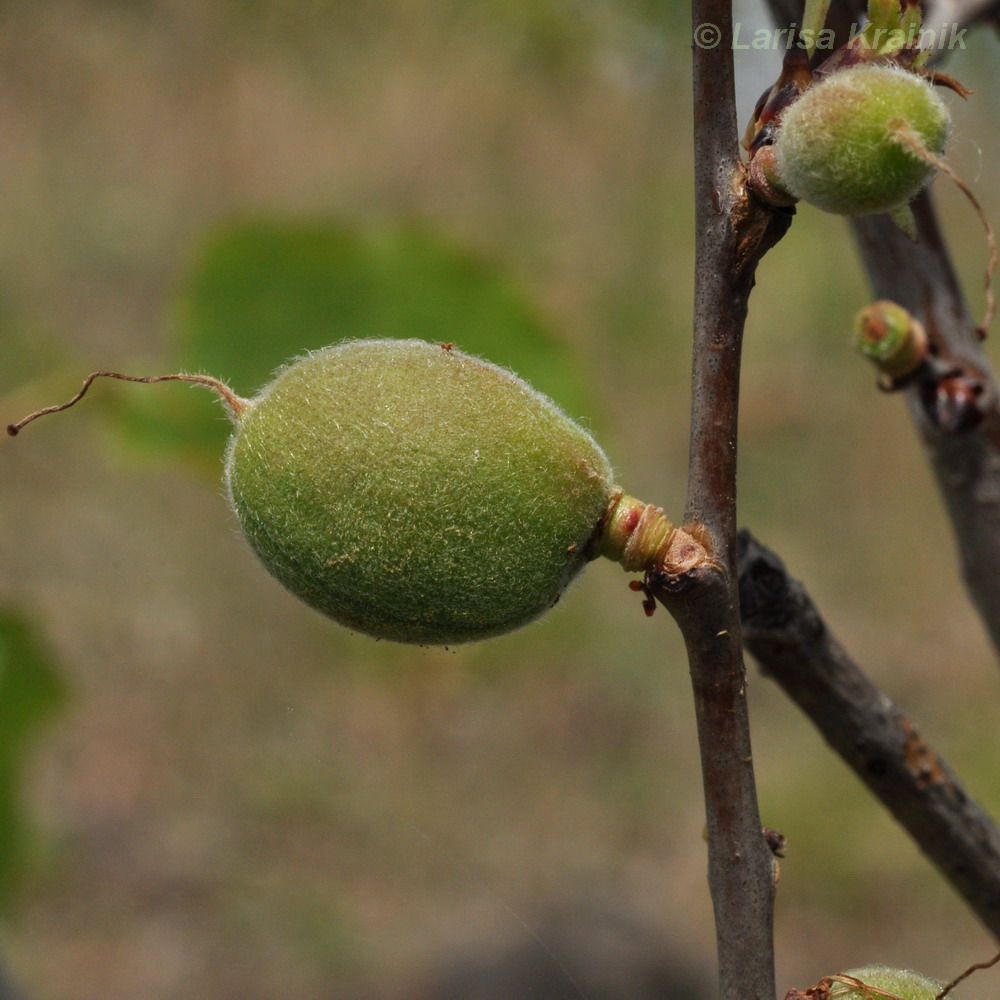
[
  {"left": 838, "top": 965, "right": 950, "bottom": 1000},
  {"left": 772, "top": 63, "right": 951, "bottom": 216},
  {"left": 10, "top": 342, "right": 703, "bottom": 641},
  {"left": 224, "top": 339, "right": 615, "bottom": 645}
]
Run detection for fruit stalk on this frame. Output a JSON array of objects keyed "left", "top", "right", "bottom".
[{"left": 591, "top": 490, "right": 708, "bottom": 576}]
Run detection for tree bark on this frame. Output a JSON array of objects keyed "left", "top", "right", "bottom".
[
  {"left": 738, "top": 530, "right": 1000, "bottom": 940},
  {"left": 647, "top": 3, "right": 793, "bottom": 997}
]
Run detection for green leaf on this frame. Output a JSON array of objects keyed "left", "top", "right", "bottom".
[
  {"left": 899, "top": 0, "right": 923, "bottom": 44},
  {"left": 866, "top": 0, "right": 899, "bottom": 31},
  {"left": 862, "top": 0, "right": 918, "bottom": 53},
  {"left": 0, "top": 609, "right": 66, "bottom": 907},
  {"left": 116, "top": 219, "right": 595, "bottom": 470}
]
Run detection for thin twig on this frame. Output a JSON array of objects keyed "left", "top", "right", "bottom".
[
  {"left": 737, "top": 531, "right": 1000, "bottom": 940},
  {"left": 643, "top": 2, "right": 792, "bottom": 998},
  {"left": 847, "top": 5, "right": 1000, "bottom": 655},
  {"left": 852, "top": 196, "right": 1000, "bottom": 656}
]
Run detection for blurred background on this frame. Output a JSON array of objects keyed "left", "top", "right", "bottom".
[{"left": 2, "top": 1, "right": 999, "bottom": 997}]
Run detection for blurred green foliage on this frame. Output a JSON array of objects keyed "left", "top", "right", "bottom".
[
  {"left": 0, "top": 610, "right": 64, "bottom": 908},
  {"left": 0, "top": 294, "right": 51, "bottom": 398},
  {"left": 118, "top": 219, "right": 595, "bottom": 469}
]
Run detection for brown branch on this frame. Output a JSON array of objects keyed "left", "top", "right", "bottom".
[
  {"left": 851, "top": 196, "right": 1000, "bottom": 655},
  {"left": 641, "top": 3, "right": 792, "bottom": 998},
  {"left": 738, "top": 530, "right": 1000, "bottom": 940}
]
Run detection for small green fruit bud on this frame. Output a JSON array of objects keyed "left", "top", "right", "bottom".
[
  {"left": 225, "top": 339, "right": 615, "bottom": 645},
  {"left": 854, "top": 300, "right": 928, "bottom": 382},
  {"left": 837, "top": 965, "right": 950, "bottom": 1000},
  {"left": 772, "top": 64, "right": 951, "bottom": 216}
]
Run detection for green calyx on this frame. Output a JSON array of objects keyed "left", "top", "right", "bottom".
[
  {"left": 225, "top": 339, "right": 617, "bottom": 645},
  {"left": 772, "top": 63, "right": 951, "bottom": 217},
  {"left": 861, "top": 0, "right": 925, "bottom": 58},
  {"left": 837, "top": 966, "right": 951, "bottom": 1000}
]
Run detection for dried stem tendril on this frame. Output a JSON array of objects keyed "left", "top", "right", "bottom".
[
  {"left": 7, "top": 371, "right": 246, "bottom": 437},
  {"left": 892, "top": 121, "right": 997, "bottom": 337},
  {"left": 825, "top": 977, "right": 906, "bottom": 1000},
  {"left": 934, "top": 950, "right": 1000, "bottom": 1000}
]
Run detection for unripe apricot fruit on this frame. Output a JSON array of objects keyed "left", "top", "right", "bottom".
[
  {"left": 772, "top": 64, "right": 950, "bottom": 216},
  {"left": 226, "top": 339, "right": 614, "bottom": 644},
  {"left": 9, "top": 339, "right": 705, "bottom": 645}
]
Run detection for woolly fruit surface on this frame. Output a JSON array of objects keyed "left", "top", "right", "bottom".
[
  {"left": 773, "top": 64, "right": 951, "bottom": 216},
  {"left": 225, "top": 339, "right": 615, "bottom": 645},
  {"left": 837, "top": 965, "right": 952, "bottom": 1000}
]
